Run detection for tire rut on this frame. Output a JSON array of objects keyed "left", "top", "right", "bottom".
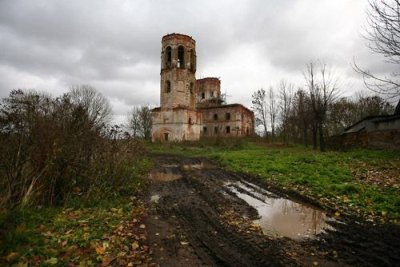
[{"left": 143, "top": 155, "right": 400, "bottom": 267}]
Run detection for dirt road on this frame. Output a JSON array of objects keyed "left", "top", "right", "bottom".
[{"left": 141, "top": 155, "right": 400, "bottom": 266}]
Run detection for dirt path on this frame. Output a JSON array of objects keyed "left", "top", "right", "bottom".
[{"left": 141, "top": 155, "right": 400, "bottom": 267}]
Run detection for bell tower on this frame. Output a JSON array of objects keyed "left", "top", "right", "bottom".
[
  {"left": 151, "top": 33, "right": 202, "bottom": 142},
  {"left": 160, "top": 34, "right": 197, "bottom": 109}
]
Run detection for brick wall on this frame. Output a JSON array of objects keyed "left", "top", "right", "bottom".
[{"left": 341, "top": 130, "right": 400, "bottom": 150}]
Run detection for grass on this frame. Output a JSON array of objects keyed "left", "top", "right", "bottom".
[
  {"left": 0, "top": 156, "right": 153, "bottom": 266},
  {"left": 1, "top": 199, "right": 149, "bottom": 266},
  {"left": 149, "top": 139, "right": 400, "bottom": 221}
]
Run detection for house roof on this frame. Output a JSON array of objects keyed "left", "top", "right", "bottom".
[{"left": 343, "top": 114, "right": 400, "bottom": 133}]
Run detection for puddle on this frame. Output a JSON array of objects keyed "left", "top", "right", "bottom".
[
  {"left": 161, "top": 164, "right": 179, "bottom": 168},
  {"left": 181, "top": 161, "right": 215, "bottom": 171},
  {"left": 150, "top": 194, "right": 160, "bottom": 203},
  {"left": 182, "top": 163, "right": 203, "bottom": 170},
  {"left": 149, "top": 170, "right": 182, "bottom": 181},
  {"left": 226, "top": 181, "right": 333, "bottom": 240}
]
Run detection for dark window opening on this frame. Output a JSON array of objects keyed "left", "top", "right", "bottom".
[
  {"left": 214, "top": 127, "right": 218, "bottom": 134},
  {"left": 178, "top": 46, "right": 185, "bottom": 69},
  {"left": 213, "top": 114, "right": 218, "bottom": 120},
  {"left": 203, "top": 127, "right": 207, "bottom": 133},
  {"left": 225, "top": 113, "right": 231, "bottom": 120},
  {"left": 165, "top": 80, "right": 171, "bottom": 93},
  {"left": 246, "top": 127, "right": 249, "bottom": 135},
  {"left": 226, "top": 126, "right": 230, "bottom": 134},
  {"left": 188, "top": 117, "right": 192, "bottom": 124},
  {"left": 201, "top": 92, "right": 205, "bottom": 99},
  {"left": 164, "top": 133, "right": 169, "bottom": 141},
  {"left": 166, "top": 46, "right": 172, "bottom": 68}
]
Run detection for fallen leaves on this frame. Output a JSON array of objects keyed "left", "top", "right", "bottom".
[
  {"left": 44, "top": 257, "right": 58, "bottom": 265},
  {"left": 95, "top": 246, "right": 106, "bottom": 255},
  {"left": 2, "top": 199, "right": 154, "bottom": 266},
  {"left": 352, "top": 160, "right": 400, "bottom": 189},
  {"left": 6, "top": 252, "right": 19, "bottom": 262}
]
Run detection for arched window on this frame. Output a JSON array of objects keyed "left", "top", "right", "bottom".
[
  {"left": 178, "top": 46, "right": 185, "bottom": 69},
  {"left": 165, "top": 80, "right": 171, "bottom": 93},
  {"left": 213, "top": 114, "right": 218, "bottom": 120},
  {"left": 225, "top": 113, "right": 231, "bottom": 120},
  {"left": 166, "top": 46, "right": 172, "bottom": 68},
  {"left": 226, "top": 126, "right": 231, "bottom": 134},
  {"left": 201, "top": 92, "right": 205, "bottom": 99},
  {"left": 188, "top": 117, "right": 192, "bottom": 124}
]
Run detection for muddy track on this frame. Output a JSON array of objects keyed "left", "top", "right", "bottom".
[{"left": 142, "top": 155, "right": 400, "bottom": 267}]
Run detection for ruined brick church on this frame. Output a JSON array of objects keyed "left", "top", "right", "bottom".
[{"left": 152, "top": 33, "right": 254, "bottom": 142}]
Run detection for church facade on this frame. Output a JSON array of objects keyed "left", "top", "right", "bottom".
[{"left": 151, "top": 33, "right": 254, "bottom": 142}]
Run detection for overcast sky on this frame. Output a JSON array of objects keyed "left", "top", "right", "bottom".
[{"left": 0, "top": 0, "right": 395, "bottom": 123}]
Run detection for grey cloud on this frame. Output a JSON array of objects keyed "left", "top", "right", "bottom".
[{"left": 0, "top": 0, "right": 396, "bottom": 122}]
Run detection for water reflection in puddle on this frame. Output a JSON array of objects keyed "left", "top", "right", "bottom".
[
  {"left": 226, "top": 181, "right": 333, "bottom": 240},
  {"left": 182, "top": 162, "right": 214, "bottom": 171}
]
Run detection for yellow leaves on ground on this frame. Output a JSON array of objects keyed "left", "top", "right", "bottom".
[
  {"left": 131, "top": 241, "right": 140, "bottom": 250},
  {"left": 44, "top": 257, "right": 58, "bottom": 265},
  {"left": 6, "top": 252, "right": 18, "bottom": 262},
  {"left": 95, "top": 246, "right": 105, "bottom": 255},
  {"left": 96, "top": 241, "right": 110, "bottom": 255},
  {"left": 3, "top": 200, "right": 151, "bottom": 266}
]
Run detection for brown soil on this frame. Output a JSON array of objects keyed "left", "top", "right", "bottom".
[{"left": 140, "top": 155, "right": 400, "bottom": 267}]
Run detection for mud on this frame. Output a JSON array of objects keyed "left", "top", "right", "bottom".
[{"left": 142, "top": 155, "right": 400, "bottom": 266}]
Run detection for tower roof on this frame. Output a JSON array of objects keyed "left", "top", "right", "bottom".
[{"left": 162, "top": 33, "right": 195, "bottom": 44}]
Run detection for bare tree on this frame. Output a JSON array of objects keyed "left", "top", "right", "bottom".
[
  {"left": 356, "top": 93, "right": 395, "bottom": 118},
  {"left": 304, "top": 62, "right": 339, "bottom": 151},
  {"left": 139, "top": 106, "right": 152, "bottom": 140},
  {"left": 268, "top": 86, "right": 278, "bottom": 139},
  {"left": 129, "top": 107, "right": 141, "bottom": 138},
  {"left": 354, "top": 0, "right": 400, "bottom": 98},
  {"left": 292, "top": 89, "right": 312, "bottom": 146},
  {"left": 128, "top": 106, "right": 152, "bottom": 140},
  {"left": 278, "top": 80, "right": 294, "bottom": 144},
  {"left": 252, "top": 88, "right": 268, "bottom": 138},
  {"left": 69, "top": 85, "right": 112, "bottom": 127}
]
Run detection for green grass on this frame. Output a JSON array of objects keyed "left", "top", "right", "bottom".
[{"left": 149, "top": 140, "right": 400, "bottom": 220}]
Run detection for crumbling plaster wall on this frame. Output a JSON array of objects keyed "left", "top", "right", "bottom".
[{"left": 152, "top": 108, "right": 202, "bottom": 142}]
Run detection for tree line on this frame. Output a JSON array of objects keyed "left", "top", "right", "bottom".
[{"left": 252, "top": 62, "right": 395, "bottom": 151}]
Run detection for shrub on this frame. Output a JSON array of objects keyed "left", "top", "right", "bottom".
[{"left": 0, "top": 89, "right": 149, "bottom": 210}]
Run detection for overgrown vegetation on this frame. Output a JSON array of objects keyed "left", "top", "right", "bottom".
[
  {"left": 0, "top": 87, "right": 152, "bottom": 265},
  {"left": 150, "top": 139, "right": 400, "bottom": 221}
]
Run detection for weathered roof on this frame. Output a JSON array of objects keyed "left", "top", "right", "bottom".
[
  {"left": 197, "top": 103, "right": 253, "bottom": 114},
  {"left": 343, "top": 114, "right": 400, "bottom": 133}
]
